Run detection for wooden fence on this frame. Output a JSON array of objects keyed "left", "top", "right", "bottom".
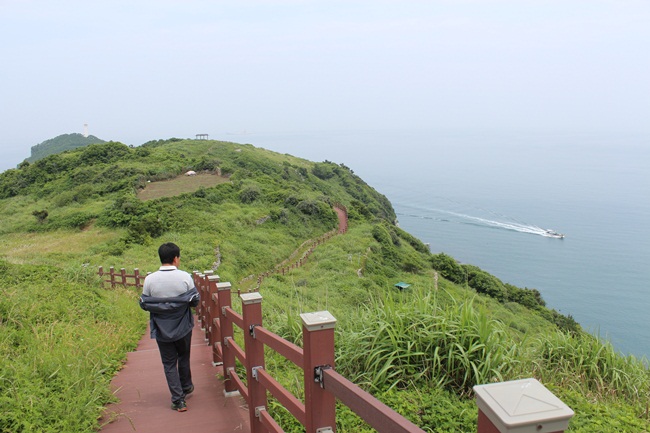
[
  {"left": 98, "top": 266, "right": 147, "bottom": 289},
  {"left": 193, "top": 271, "right": 428, "bottom": 433}
]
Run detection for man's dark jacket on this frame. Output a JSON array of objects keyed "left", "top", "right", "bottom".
[{"left": 139, "top": 287, "right": 200, "bottom": 342}]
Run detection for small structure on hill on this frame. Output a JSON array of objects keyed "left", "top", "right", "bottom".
[
  {"left": 196, "top": 134, "right": 209, "bottom": 140},
  {"left": 394, "top": 282, "right": 411, "bottom": 291},
  {"left": 185, "top": 170, "right": 197, "bottom": 176}
]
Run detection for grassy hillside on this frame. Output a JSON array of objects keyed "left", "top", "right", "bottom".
[{"left": 0, "top": 139, "right": 648, "bottom": 432}]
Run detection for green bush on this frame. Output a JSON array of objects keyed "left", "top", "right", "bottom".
[
  {"left": 466, "top": 265, "right": 507, "bottom": 302},
  {"left": 97, "top": 195, "right": 143, "bottom": 228},
  {"left": 240, "top": 183, "right": 261, "bottom": 204},
  {"left": 78, "top": 142, "right": 132, "bottom": 166},
  {"left": 312, "top": 162, "right": 336, "bottom": 180},
  {"left": 32, "top": 209, "right": 49, "bottom": 223},
  {"left": 431, "top": 253, "right": 466, "bottom": 284}
]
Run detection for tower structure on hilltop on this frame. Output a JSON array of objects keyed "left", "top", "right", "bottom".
[{"left": 83, "top": 123, "right": 88, "bottom": 138}]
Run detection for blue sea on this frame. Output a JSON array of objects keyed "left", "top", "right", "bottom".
[{"left": 238, "top": 129, "right": 650, "bottom": 359}]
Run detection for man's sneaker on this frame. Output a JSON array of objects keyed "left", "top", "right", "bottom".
[
  {"left": 183, "top": 385, "right": 194, "bottom": 395},
  {"left": 171, "top": 400, "right": 187, "bottom": 412}
]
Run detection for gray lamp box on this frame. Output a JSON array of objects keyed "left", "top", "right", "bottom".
[{"left": 474, "top": 378, "right": 574, "bottom": 433}]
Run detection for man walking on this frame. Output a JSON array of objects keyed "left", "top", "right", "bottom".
[{"left": 139, "top": 242, "right": 200, "bottom": 412}]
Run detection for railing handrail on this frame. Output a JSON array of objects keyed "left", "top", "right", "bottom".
[
  {"left": 321, "top": 368, "right": 424, "bottom": 433},
  {"left": 254, "top": 326, "right": 303, "bottom": 367},
  {"left": 192, "top": 270, "right": 427, "bottom": 433}
]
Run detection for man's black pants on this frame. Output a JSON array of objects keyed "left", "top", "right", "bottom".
[{"left": 156, "top": 330, "right": 193, "bottom": 404}]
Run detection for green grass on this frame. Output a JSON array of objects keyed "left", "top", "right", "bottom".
[{"left": 0, "top": 264, "right": 144, "bottom": 432}]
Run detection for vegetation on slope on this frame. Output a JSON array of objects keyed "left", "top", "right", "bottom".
[
  {"left": 0, "top": 138, "right": 648, "bottom": 432},
  {"left": 25, "top": 133, "right": 106, "bottom": 164}
]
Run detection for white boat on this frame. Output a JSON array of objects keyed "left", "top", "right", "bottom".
[{"left": 544, "top": 229, "right": 565, "bottom": 239}]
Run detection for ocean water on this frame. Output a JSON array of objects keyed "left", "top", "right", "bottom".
[{"left": 238, "top": 129, "right": 650, "bottom": 359}]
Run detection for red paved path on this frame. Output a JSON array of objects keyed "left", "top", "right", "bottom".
[
  {"left": 100, "top": 208, "right": 347, "bottom": 432},
  {"left": 100, "top": 319, "right": 250, "bottom": 433}
]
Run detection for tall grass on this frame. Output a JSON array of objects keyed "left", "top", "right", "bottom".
[
  {"left": 533, "top": 331, "right": 650, "bottom": 401},
  {"left": 336, "top": 290, "right": 519, "bottom": 395},
  {"left": 0, "top": 262, "right": 144, "bottom": 433}
]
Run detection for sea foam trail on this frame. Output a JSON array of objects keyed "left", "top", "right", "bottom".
[{"left": 396, "top": 204, "right": 553, "bottom": 237}]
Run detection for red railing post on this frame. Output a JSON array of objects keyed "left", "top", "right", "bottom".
[
  {"left": 98, "top": 266, "right": 104, "bottom": 288},
  {"left": 109, "top": 266, "right": 116, "bottom": 288},
  {"left": 217, "top": 282, "right": 238, "bottom": 394},
  {"left": 200, "top": 271, "right": 214, "bottom": 332},
  {"left": 120, "top": 268, "right": 127, "bottom": 287},
  {"left": 301, "top": 311, "right": 337, "bottom": 433},
  {"left": 193, "top": 272, "right": 203, "bottom": 328},
  {"left": 134, "top": 268, "right": 141, "bottom": 289},
  {"left": 241, "top": 292, "right": 268, "bottom": 433},
  {"left": 192, "top": 271, "right": 200, "bottom": 304},
  {"left": 206, "top": 275, "right": 221, "bottom": 363}
]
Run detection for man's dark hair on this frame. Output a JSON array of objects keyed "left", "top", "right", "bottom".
[{"left": 158, "top": 242, "right": 180, "bottom": 264}]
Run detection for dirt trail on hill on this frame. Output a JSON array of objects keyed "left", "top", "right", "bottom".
[{"left": 239, "top": 204, "right": 348, "bottom": 291}]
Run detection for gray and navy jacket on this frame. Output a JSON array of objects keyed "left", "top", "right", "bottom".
[{"left": 139, "top": 287, "right": 200, "bottom": 342}]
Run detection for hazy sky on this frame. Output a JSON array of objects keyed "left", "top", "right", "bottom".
[{"left": 1, "top": 1, "right": 649, "bottom": 172}]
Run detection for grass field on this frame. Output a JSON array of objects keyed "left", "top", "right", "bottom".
[{"left": 137, "top": 173, "right": 229, "bottom": 201}]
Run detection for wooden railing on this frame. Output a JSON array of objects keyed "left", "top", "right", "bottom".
[
  {"left": 98, "top": 266, "right": 147, "bottom": 289},
  {"left": 193, "top": 271, "right": 427, "bottom": 433}
]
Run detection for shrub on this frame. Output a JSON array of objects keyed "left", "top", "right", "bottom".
[
  {"left": 124, "top": 213, "right": 167, "bottom": 245},
  {"left": 32, "top": 209, "right": 49, "bottom": 223},
  {"left": 240, "top": 183, "right": 261, "bottom": 203},
  {"left": 466, "top": 266, "right": 507, "bottom": 302},
  {"left": 506, "top": 284, "right": 545, "bottom": 309},
  {"left": 396, "top": 227, "right": 430, "bottom": 254},
  {"left": 297, "top": 200, "right": 319, "bottom": 215},
  {"left": 97, "top": 195, "right": 143, "bottom": 228},
  {"left": 55, "top": 212, "right": 96, "bottom": 230},
  {"left": 312, "top": 162, "right": 336, "bottom": 180},
  {"left": 78, "top": 142, "right": 132, "bottom": 166},
  {"left": 431, "top": 253, "right": 466, "bottom": 284}
]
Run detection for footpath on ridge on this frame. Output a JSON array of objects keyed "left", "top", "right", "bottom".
[
  {"left": 100, "top": 205, "right": 349, "bottom": 432},
  {"left": 100, "top": 320, "right": 250, "bottom": 433}
]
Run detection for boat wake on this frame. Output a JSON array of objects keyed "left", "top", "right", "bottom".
[{"left": 396, "top": 204, "right": 564, "bottom": 238}]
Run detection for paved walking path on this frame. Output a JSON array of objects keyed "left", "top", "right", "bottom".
[
  {"left": 100, "top": 205, "right": 348, "bottom": 432},
  {"left": 100, "top": 320, "right": 250, "bottom": 433}
]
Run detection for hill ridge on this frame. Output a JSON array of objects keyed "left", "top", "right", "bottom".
[{"left": 26, "top": 132, "right": 106, "bottom": 163}]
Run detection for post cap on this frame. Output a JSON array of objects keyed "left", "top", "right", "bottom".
[
  {"left": 300, "top": 311, "right": 337, "bottom": 331},
  {"left": 204, "top": 270, "right": 214, "bottom": 275},
  {"left": 240, "top": 292, "right": 263, "bottom": 305},
  {"left": 208, "top": 275, "right": 220, "bottom": 281},
  {"left": 216, "top": 282, "right": 232, "bottom": 291},
  {"left": 474, "top": 378, "right": 574, "bottom": 433}
]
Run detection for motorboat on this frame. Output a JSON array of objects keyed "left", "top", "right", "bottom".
[{"left": 544, "top": 229, "right": 565, "bottom": 239}]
